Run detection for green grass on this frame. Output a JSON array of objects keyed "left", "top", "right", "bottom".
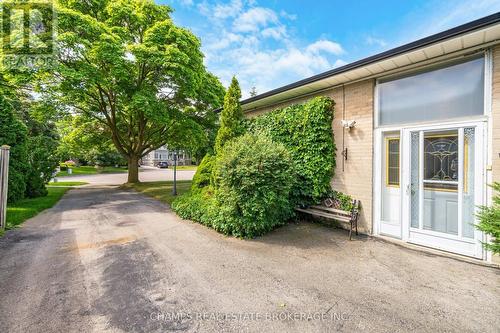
[
  {"left": 5, "top": 187, "right": 70, "bottom": 230},
  {"left": 174, "top": 165, "right": 198, "bottom": 171},
  {"left": 47, "top": 181, "right": 88, "bottom": 187},
  {"left": 56, "top": 165, "right": 127, "bottom": 176},
  {"left": 123, "top": 180, "right": 192, "bottom": 205}
]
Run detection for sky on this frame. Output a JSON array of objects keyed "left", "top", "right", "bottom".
[{"left": 157, "top": 0, "right": 500, "bottom": 98}]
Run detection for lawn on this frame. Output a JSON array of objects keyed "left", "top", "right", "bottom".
[
  {"left": 48, "top": 181, "right": 88, "bottom": 187},
  {"left": 174, "top": 165, "right": 198, "bottom": 171},
  {"left": 123, "top": 180, "right": 192, "bottom": 205},
  {"left": 4, "top": 187, "right": 70, "bottom": 232},
  {"left": 56, "top": 165, "right": 127, "bottom": 176}
]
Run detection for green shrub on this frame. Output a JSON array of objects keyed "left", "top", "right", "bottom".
[
  {"left": 0, "top": 95, "right": 29, "bottom": 203},
  {"left": 59, "top": 162, "right": 68, "bottom": 171},
  {"left": 476, "top": 182, "right": 500, "bottom": 254},
  {"left": 211, "top": 133, "right": 295, "bottom": 237},
  {"left": 173, "top": 133, "right": 296, "bottom": 238},
  {"left": 191, "top": 154, "right": 215, "bottom": 191},
  {"left": 214, "top": 76, "right": 244, "bottom": 154},
  {"left": 172, "top": 187, "right": 215, "bottom": 223},
  {"left": 250, "top": 96, "right": 335, "bottom": 205}
]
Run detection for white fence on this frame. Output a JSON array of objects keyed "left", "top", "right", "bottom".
[{"left": 0, "top": 145, "right": 10, "bottom": 230}]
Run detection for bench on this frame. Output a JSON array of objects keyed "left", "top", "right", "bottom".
[{"left": 296, "top": 198, "right": 360, "bottom": 240}]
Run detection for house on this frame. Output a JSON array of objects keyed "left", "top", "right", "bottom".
[
  {"left": 141, "top": 146, "right": 192, "bottom": 167},
  {"left": 241, "top": 13, "right": 500, "bottom": 263}
]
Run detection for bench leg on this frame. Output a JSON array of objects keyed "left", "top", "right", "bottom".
[
  {"left": 355, "top": 219, "right": 358, "bottom": 235},
  {"left": 349, "top": 220, "right": 353, "bottom": 241}
]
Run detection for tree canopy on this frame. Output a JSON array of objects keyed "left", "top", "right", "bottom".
[{"left": 44, "top": 0, "right": 225, "bottom": 182}]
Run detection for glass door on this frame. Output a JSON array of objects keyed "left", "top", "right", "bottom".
[{"left": 406, "top": 124, "right": 484, "bottom": 258}]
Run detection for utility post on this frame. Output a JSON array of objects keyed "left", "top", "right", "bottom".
[
  {"left": 172, "top": 149, "right": 177, "bottom": 196},
  {"left": 0, "top": 145, "right": 10, "bottom": 231}
]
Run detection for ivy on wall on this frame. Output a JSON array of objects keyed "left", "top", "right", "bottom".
[{"left": 250, "top": 96, "right": 336, "bottom": 206}]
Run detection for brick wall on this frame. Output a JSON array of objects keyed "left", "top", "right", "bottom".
[{"left": 246, "top": 79, "right": 375, "bottom": 233}]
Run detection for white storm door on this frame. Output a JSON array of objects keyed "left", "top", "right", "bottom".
[{"left": 405, "top": 123, "right": 485, "bottom": 258}]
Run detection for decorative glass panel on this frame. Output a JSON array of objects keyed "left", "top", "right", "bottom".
[
  {"left": 378, "top": 57, "right": 484, "bottom": 126},
  {"left": 462, "top": 128, "right": 475, "bottom": 239},
  {"left": 410, "top": 132, "right": 419, "bottom": 228},
  {"left": 387, "top": 138, "right": 400, "bottom": 186},
  {"left": 423, "top": 130, "right": 458, "bottom": 191}
]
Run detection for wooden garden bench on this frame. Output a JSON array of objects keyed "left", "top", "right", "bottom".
[{"left": 296, "top": 198, "right": 360, "bottom": 240}]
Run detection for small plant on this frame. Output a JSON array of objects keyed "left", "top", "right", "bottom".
[{"left": 476, "top": 182, "right": 500, "bottom": 254}]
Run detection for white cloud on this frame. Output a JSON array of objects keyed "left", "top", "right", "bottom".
[
  {"left": 178, "top": 0, "right": 194, "bottom": 6},
  {"left": 196, "top": 1, "right": 346, "bottom": 98},
  {"left": 213, "top": 0, "right": 244, "bottom": 19},
  {"left": 365, "top": 36, "right": 387, "bottom": 48},
  {"left": 306, "top": 40, "right": 344, "bottom": 55},
  {"left": 261, "top": 26, "right": 287, "bottom": 40},
  {"left": 233, "top": 7, "right": 278, "bottom": 32}
]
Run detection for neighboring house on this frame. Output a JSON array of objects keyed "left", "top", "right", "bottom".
[
  {"left": 240, "top": 13, "right": 500, "bottom": 263},
  {"left": 141, "top": 146, "right": 192, "bottom": 166}
]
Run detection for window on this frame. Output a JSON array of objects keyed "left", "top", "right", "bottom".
[
  {"left": 378, "top": 57, "right": 484, "bottom": 126},
  {"left": 423, "top": 131, "right": 459, "bottom": 192},
  {"left": 386, "top": 138, "right": 400, "bottom": 186}
]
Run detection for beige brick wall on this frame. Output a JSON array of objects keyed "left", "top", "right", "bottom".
[{"left": 245, "top": 79, "right": 375, "bottom": 233}]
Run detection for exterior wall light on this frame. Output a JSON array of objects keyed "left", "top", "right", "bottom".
[{"left": 341, "top": 120, "right": 356, "bottom": 130}]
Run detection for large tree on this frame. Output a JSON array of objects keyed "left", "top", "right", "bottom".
[{"left": 45, "top": 0, "right": 224, "bottom": 182}]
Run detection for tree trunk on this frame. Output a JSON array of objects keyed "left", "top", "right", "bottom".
[{"left": 127, "top": 156, "right": 140, "bottom": 183}]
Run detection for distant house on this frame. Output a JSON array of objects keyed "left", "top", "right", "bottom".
[
  {"left": 141, "top": 146, "right": 192, "bottom": 167},
  {"left": 240, "top": 13, "right": 500, "bottom": 263}
]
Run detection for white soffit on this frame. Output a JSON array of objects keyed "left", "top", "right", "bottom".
[{"left": 242, "top": 22, "right": 500, "bottom": 112}]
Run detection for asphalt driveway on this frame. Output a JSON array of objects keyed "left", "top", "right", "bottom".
[{"left": 0, "top": 187, "right": 498, "bottom": 332}]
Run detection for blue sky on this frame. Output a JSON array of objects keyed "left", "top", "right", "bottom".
[{"left": 157, "top": 0, "right": 500, "bottom": 97}]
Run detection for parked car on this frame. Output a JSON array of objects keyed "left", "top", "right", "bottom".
[{"left": 157, "top": 161, "right": 169, "bottom": 168}]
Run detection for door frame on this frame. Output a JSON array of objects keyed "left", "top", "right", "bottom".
[{"left": 374, "top": 118, "right": 487, "bottom": 259}]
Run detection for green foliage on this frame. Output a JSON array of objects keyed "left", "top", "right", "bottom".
[
  {"left": 0, "top": 94, "right": 28, "bottom": 203},
  {"left": 250, "top": 96, "right": 335, "bottom": 205},
  {"left": 191, "top": 154, "right": 215, "bottom": 191},
  {"left": 23, "top": 112, "right": 60, "bottom": 198},
  {"left": 328, "top": 190, "right": 354, "bottom": 211},
  {"left": 173, "top": 133, "right": 295, "bottom": 238},
  {"left": 172, "top": 187, "right": 216, "bottom": 224},
  {"left": 476, "top": 182, "right": 500, "bottom": 254},
  {"left": 212, "top": 133, "right": 295, "bottom": 237},
  {"left": 214, "top": 77, "right": 244, "bottom": 154}
]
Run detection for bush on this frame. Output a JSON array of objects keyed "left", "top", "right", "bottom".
[
  {"left": 476, "top": 182, "right": 500, "bottom": 254},
  {"left": 173, "top": 133, "right": 295, "bottom": 238},
  {"left": 0, "top": 95, "right": 29, "bottom": 203},
  {"left": 211, "top": 133, "right": 295, "bottom": 237},
  {"left": 191, "top": 154, "right": 215, "bottom": 191},
  {"left": 250, "top": 96, "right": 335, "bottom": 205}
]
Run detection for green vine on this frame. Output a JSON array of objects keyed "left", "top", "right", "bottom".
[{"left": 250, "top": 96, "right": 336, "bottom": 205}]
